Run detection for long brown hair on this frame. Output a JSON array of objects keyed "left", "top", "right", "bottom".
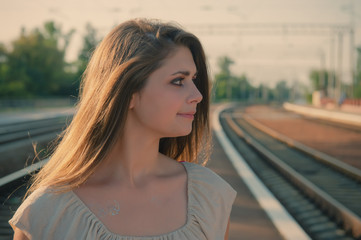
[{"left": 27, "top": 18, "right": 211, "bottom": 195}]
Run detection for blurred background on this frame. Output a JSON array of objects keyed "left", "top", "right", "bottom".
[
  {"left": 1, "top": 0, "right": 361, "bottom": 108},
  {"left": 1, "top": 1, "right": 361, "bottom": 240}
]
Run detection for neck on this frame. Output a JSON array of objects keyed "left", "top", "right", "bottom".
[
  {"left": 119, "top": 138, "right": 160, "bottom": 182},
  {"left": 91, "top": 114, "right": 163, "bottom": 188}
]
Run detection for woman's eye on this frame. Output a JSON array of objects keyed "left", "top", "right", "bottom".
[{"left": 172, "top": 78, "right": 184, "bottom": 86}]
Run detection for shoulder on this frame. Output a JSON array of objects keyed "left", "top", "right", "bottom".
[
  {"left": 14, "top": 187, "right": 73, "bottom": 216},
  {"left": 182, "top": 161, "right": 236, "bottom": 197},
  {"left": 10, "top": 187, "right": 69, "bottom": 221},
  {"left": 182, "top": 162, "right": 236, "bottom": 239},
  {"left": 182, "top": 161, "right": 236, "bottom": 209},
  {"left": 9, "top": 187, "right": 77, "bottom": 238},
  {"left": 11, "top": 187, "right": 56, "bottom": 219}
]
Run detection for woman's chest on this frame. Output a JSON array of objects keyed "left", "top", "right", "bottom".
[
  {"left": 101, "top": 189, "right": 187, "bottom": 236},
  {"left": 74, "top": 175, "right": 188, "bottom": 236}
]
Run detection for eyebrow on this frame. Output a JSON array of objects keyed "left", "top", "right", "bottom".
[{"left": 171, "top": 70, "right": 198, "bottom": 76}]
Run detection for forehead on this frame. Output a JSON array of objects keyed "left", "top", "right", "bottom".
[{"left": 158, "top": 46, "right": 197, "bottom": 74}]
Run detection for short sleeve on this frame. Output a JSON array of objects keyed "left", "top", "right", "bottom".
[
  {"left": 183, "top": 162, "right": 237, "bottom": 240},
  {"left": 8, "top": 187, "right": 88, "bottom": 240},
  {"left": 9, "top": 187, "right": 54, "bottom": 239}
]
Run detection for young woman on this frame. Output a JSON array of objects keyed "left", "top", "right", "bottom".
[{"left": 10, "top": 18, "right": 236, "bottom": 240}]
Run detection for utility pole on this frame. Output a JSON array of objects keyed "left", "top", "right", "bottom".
[
  {"left": 226, "top": 78, "right": 232, "bottom": 100},
  {"left": 336, "top": 31, "right": 344, "bottom": 105},
  {"left": 319, "top": 50, "right": 326, "bottom": 92},
  {"left": 329, "top": 34, "right": 336, "bottom": 99},
  {"left": 189, "top": 22, "right": 350, "bottom": 102},
  {"left": 349, "top": 0, "right": 356, "bottom": 98}
]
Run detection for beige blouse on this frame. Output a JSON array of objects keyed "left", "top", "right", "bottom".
[{"left": 9, "top": 162, "right": 236, "bottom": 240}]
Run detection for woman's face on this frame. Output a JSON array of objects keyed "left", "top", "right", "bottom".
[{"left": 130, "top": 46, "right": 203, "bottom": 138}]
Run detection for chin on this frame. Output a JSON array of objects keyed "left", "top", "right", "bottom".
[
  {"left": 177, "top": 128, "right": 193, "bottom": 137},
  {"left": 167, "top": 127, "right": 193, "bottom": 138}
]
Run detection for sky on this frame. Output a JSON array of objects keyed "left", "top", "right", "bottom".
[{"left": 1, "top": 0, "right": 361, "bottom": 88}]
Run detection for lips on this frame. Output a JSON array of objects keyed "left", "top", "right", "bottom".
[{"left": 177, "top": 112, "right": 196, "bottom": 119}]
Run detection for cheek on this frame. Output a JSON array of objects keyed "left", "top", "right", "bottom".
[
  {"left": 151, "top": 95, "right": 180, "bottom": 122},
  {"left": 138, "top": 91, "right": 180, "bottom": 123},
  {"left": 148, "top": 87, "right": 181, "bottom": 108}
]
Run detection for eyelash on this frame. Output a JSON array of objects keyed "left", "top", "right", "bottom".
[
  {"left": 171, "top": 78, "right": 184, "bottom": 86},
  {"left": 171, "top": 76, "right": 197, "bottom": 87}
]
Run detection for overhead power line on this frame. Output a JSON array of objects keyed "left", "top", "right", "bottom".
[
  {"left": 187, "top": 22, "right": 355, "bottom": 100},
  {"left": 187, "top": 23, "right": 351, "bottom": 36}
]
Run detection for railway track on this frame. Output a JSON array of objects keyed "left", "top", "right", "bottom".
[
  {"left": 0, "top": 162, "right": 41, "bottom": 240},
  {"left": 0, "top": 115, "right": 70, "bottom": 239},
  {"left": 1, "top": 106, "right": 360, "bottom": 239},
  {"left": 0, "top": 116, "right": 69, "bottom": 145},
  {"left": 220, "top": 106, "right": 361, "bottom": 240},
  {"left": 0, "top": 115, "right": 71, "bottom": 178}
]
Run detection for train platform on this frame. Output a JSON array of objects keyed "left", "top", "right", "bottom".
[
  {"left": 242, "top": 105, "right": 361, "bottom": 170},
  {"left": 283, "top": 102, "right": 361, "bottom": 127}
]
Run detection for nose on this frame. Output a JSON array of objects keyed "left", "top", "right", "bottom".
[{"left": 188, "top": 82, "right": 203, "bottom": 104}]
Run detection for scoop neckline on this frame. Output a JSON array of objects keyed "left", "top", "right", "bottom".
[{"left": 70, "top": 161, "right": 192, "bottom": 239}]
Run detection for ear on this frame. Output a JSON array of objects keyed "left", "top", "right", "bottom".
[{"left": 129, "top": 93, "right": 138, "bottom": 109}]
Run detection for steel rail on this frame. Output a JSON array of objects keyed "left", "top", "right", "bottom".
[
  {"left": 240, "top": 113, "right": 361, "bottom": 183},
  {"left": 223, "top": 112, "right": 361, "bottom": 238}
]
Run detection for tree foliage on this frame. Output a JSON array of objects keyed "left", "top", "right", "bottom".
[
  {"left": 76, "top": 23, "right": 100, "bottom": 77},
  {"left": 0, "top": 21, "right": 99, "bottom": 99},
  {"left": 307, "top": 46, "right": 361, "bottom": 99},
  {"left": 354, "top": 47, "right": 361, "bottom": 98},
  {"left": 213, "top": 56, "right": 253, "bottom": 101},
  {"left": 213, "top": 56, "right": 292, "bottom": 103}
]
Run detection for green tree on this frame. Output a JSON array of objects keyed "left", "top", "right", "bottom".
[
  {"left": 354, "top": 47, "right": 361, "bottom": 98},
  {"left": 0, "top": 43, "right": 8, "bottom": 83},
  {"left": 213, "top": 55, "right": 300, "bottom": 104},
  {"left": 76, "top": 23, "right": 100, "bottom": 77},
  {"left": 213, "top": 56, "right": 234, "bottom": 101},
  {"left": 1, "top": 21, "right": 76, "bottom": 98},
  {"left": 309, "top": 69, "right": 330, "bottom": 92},
  {"left": 232, "top": 74, "right": 251, "bottom": 100},
  {"left": 213, "top": 56, "right": 255, "bottom": 102},
  {"left": 0, "top": 42, "right": 28, "bottom": 97},
  {"left": 273, "top": 80, "right": 290, "bottom": 103}
]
